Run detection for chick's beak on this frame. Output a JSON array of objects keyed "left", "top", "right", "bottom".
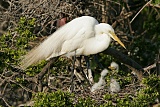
[
  {"left": 109, "top": 32, "right": 126, "bottom": 49},
  {"left": 108, "top": 66, "right": 116, "bottom": 70}
]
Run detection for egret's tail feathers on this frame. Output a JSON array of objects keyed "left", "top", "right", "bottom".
[
  {"left": 20, "top": 42, "right": 65, "bottom": 70},
  {"left": 20, "top": 46, "right": 46, "bottom": 70}
]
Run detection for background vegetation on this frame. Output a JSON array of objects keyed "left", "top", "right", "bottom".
[{"left": 0, "top": 0, "right": 160, "bottom": 106}]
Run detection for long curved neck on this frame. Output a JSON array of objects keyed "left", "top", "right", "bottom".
[
  {"left": 94, "top": 24, "right": 111, "bottom": 42},
  {"left": 95, "top": 24, "right": 102, "bottom": 35},
  {"left": 83, "top": 34, "right": 111, "bottom": 56}
]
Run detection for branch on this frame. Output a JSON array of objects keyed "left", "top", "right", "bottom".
[
  {"left": 30, "top": 57, "right": 59, "bottom": 91},
  {"left": 38, "top": 57, "right": 59, "bottom": 80},
  {"left": 1, "top": 97, "right": 11, "bottom": 107},
  {"left": 103, "top": 47, "right": 143, "bottom": 80},
  {"left": 104, "top": 47, "right": 143, "bottom": 70},
  {"left": 149, "top": 3, "right": 160, "bottom": 9},
  {"left": 130, "top": 0, "right": 152, "bottom": 24},
  {"left": 143, "top": 63, "right": 156, "bottom": 71}
]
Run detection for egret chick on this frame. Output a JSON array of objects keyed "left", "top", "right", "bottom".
[
  {"left": 101, "top": 69, "right": 109, "bottom": 77},
  {"left": 91, "top": 69, "right": 108, "bottom": 92},
  {"left": 108, "top": 62, "right": 119, "bottom": 71},
  {"left": 108, "top": 62, "right": 120, "bottom": 93},
  {"left": 109, "top": 78, "right": 120, "bottom": 93}
]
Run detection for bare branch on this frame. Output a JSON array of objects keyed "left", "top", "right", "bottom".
[
  {"left": 103, "top": 47, "right": 143, "bottom": 70},
  {"left": 130, "top": 0, "right": 152, "bottom": 24}
]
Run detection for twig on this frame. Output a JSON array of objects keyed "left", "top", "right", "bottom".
[
  {"left": 130, "top": 0, "right": 152, "bottom": 24},
  {"left": 103, "top": 47, "right": 143, "bottom": 70},
  {"left": 38, "top": 57, "right": 59, "bottom": 80},
  {"left": 1, "top": 97, "right": 11, "bottom": 107},
  {"left": 143, "top": 63, "right": 156, "bottom": 71},
  {"left": 149, "top": 4, "right": 160, "bottom": 9},
  {"left": 103, "top": 47, "right": 143, "bottom": 81},
  {"left": 124, "top": 64, "right": 143, "bottom": 81},
  {"left": 127, "top": 18, "right": 134, "bottom": 34},
  {"left": 9, "top": 79, "right": 36, "bottom": 93}
]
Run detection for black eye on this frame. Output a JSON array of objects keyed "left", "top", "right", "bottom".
[{"left": 108, "top": 31, "right": 112, "bottom": 33}]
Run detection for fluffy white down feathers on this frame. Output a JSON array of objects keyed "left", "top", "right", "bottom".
[
  {"left": 91, "top": 62, "right": 120, "bottom": 93},
  {"left": 109, "top": 78, "right": 120, "bottom": 93},
  {"left": 91, "top": 69, "right": 108, "bottom": 92}
]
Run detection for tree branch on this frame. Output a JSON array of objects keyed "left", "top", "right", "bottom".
[{"left": 103, "top": 47, "right": 143, "bottom": 80}]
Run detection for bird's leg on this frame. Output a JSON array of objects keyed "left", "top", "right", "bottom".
[
  {"left": 77, "top": 56, "right": 82, "bottom": 71},
  {"left": 84, "top": 56, "right": 90, "bottom": 71},
  {"left": 70, "top": 53, "right": 76, "bottom": 92},
  {"left": 76, "top": 56, "right": 92, "bottom": 86},
  {"left": 84, "top": 56, "right": 94, "bottom": 84},
  {"left": 74, "top": 56, "right": 85, "bottom": 82},
  {"left": 94, "top": 54, "right": 104, "bottom": 69}
]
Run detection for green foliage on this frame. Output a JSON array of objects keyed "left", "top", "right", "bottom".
[
  {"left": 25, "top": 60, "right": 47, "bottom": 76},
  {"left": 33, "top": 90, "right": 97, "bottom": 107},
  {"left": 31, "top": 71, "right": 160, "bottom": 107},
  {"left": 99, "top": 53, "right": 113, "bottom": 67},
  {"left": 152, "top": 0, "right": 160, "bottom": 4},
  {"left": 129, "top": 75, "right": 160, "bottom": 106},
  {"left": 132, "top": 87, "right": 158, "bottom": 106},
  {"left": 0, "top": 17, "right": 47, "bottom": 76},
  {"left": 118, "top": 72, "right": 132, "bottom": 87},
  {"left": 0, "top": 17, "right": 36, "bottom": 73},
  {"left": 142, "top": 74, "right": 160, "bottom": 89},
  {"left": 103, "top": 91, "right": 132, "bottom": 107},
  {"left": 75, "top": 97, "right": 96, "bottom": 107},
  {"left": 15, "top": 17, "right": 36, "bottom": 47},
  {"left": 102, "top": 74, "right": 160, "bottom": 107},
  {"left": 33, "top": 90, "right": 74, "bottom": 107},
  {"left": 105, "top": 68, "right": 132, "bottom": 88},
  {"left": 130, "top": 5, "right": 160, "bottom": 66},
  {"left": 50, "top": 57, "right": 71, "bottom": 75}
]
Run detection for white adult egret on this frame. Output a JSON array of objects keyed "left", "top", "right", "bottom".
[{"left": 20, "top": 16, "right": 126, "bottom": 69}]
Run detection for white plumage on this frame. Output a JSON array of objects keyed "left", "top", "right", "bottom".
[
  {"left": 109, "top": 62, "right": 119, "bottom": 71},
  {"left": 91, "top": 69, "right": 108, "bottom": 92},
  {"left": 20, "top": 16, "right": 125, "bottom": 69},
  {"left": 109, "top": 78, "right": 120, "bottom": 93},
  {"left": 91, "top": 62, "right": 121, "bottom": 93},
  {"left": 101, "top": 69, "right": 109, "bottom": 77},
  {"left": 109, "top": 62, "right": 120, "bottom": 93}
]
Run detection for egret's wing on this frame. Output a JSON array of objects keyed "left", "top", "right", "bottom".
[
  {"left": 46, "top": 28, "right": 86, "bottom": 59},
  {"left": 20, "top": 16, "right": 99, "bottom": 69}
]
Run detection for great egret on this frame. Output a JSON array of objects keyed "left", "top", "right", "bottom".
[
  {"left": 20, "top": 16, "right": 126, "bottom": 69},
  {"left": 91, "top": 69, "right": 108, "bottom": 92}
]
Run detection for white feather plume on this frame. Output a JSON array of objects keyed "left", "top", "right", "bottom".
[{"left": 20, "top": 16, "right": 99, "bottom": 69}]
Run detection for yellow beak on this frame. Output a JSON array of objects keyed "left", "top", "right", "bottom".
[
  {"left": 108, "top": 66, "right": 116, "bottom": 70},
  {"left": 110, "top": 32, "right": 126, "bottom": 49}
]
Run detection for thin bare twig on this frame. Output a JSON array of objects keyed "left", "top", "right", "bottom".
[
  {"left": 149, "top": 4, "right": 160, "bottom": 9},
  {"left": 143, "top": 63, "right": 156, "bottom": 71},
  {"left": 130, "top": 0, "right": 152, "bottom": 24},
  {"left": 104, "top": 47, "right": 143, "bottom": 71},
  {"left": 1, "top": 97, "right": 11, "bottom": 107}
]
